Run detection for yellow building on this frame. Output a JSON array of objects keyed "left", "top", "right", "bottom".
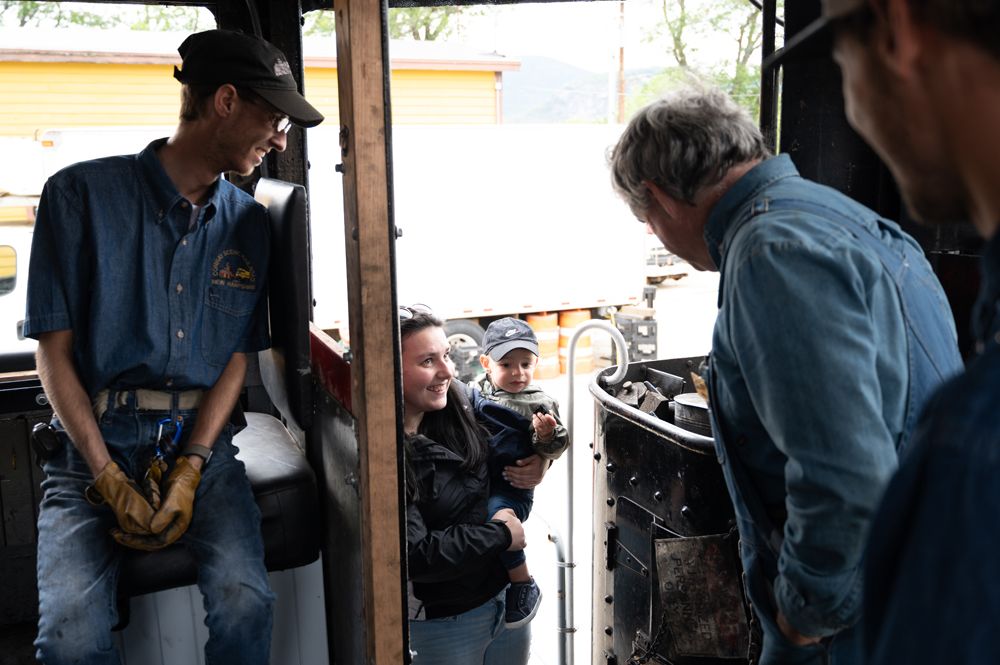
[{"left": 0, "top": 28, "right": 520, "bottom": 137}]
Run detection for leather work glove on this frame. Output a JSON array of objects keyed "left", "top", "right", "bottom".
[
  {"left": 85, "top": 461, "right": 156, "bottom": 535},
  {"left": 112, "top": 456, "right": 201, "bottom": 551}
]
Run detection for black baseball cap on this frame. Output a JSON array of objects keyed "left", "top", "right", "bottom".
[
  {"left": 763, "top": 0, "right": 866, "bottom": 70},
  {"left": 173, "top": 29, "right": 325, "bottom": 128},
  {"left": 483, "top": 318, "right": 539, "bottom": 361}
]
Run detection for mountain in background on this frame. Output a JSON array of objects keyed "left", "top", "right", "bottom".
[{"left": 503, "top": 55, "right": 663, "bottom": 124}]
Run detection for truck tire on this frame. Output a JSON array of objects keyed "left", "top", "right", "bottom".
[{"left": 444, "top": 319, "right": 486, "bottom": 382}]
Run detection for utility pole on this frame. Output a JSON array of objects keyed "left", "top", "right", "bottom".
[{"left": 618, "top": 1, "right": 625, "bottom": 124}]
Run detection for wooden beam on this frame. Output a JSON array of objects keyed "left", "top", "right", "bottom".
[{"left": 334, "top": 0, "right": 407, "bottom": 662}]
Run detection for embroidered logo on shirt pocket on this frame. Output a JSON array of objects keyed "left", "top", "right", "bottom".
[{"left": 211, "top": 249, "right": 258, "bottom": 292}]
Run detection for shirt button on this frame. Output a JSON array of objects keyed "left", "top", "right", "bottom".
[
  {"left": 176, "top": 284, "right": 183, "bottom": 293},
  {"left": 177, "top": 330, "right": 185, "bottom": 339},
  {"left": 166, "top": 379, "right": 173, "bottom": 387},
  {"left": 182, "top": 239, "right": 187, "bottom": 246},
  {"left": 158, "top": 210, "right": 165, "bottom": 219},
  {"left": 181, "top": 201, "right": 189, "bottom": 208}
]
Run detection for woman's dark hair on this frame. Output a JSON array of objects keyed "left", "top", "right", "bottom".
[{"left": 401, "top": 312, "right": 490, "bottom": 502}]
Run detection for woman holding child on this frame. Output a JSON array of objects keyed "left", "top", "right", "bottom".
[{"left": 401, "top": 305, "right": 532, "bottom": 664}]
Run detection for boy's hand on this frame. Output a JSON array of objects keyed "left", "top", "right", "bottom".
[
  {"left": 532, "top": 413, "right": 557, "bottom": 442},
  {"left": 503, "top": 454, "right": 550, "bottom": 489}
]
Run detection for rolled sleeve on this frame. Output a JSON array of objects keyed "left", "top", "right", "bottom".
[{"left": 728, "top": 241, "right": 900, "bottom": 635}]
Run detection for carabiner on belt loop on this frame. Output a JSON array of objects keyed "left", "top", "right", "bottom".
[{"left": 155, "top": 418, "right": 184, "bottom": 457}]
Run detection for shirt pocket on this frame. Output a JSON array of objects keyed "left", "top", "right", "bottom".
[{"left": 202, "top": 285, "right": 259, "bottom": 366}]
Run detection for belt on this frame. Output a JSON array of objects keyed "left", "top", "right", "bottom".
[{"left": 92, "top": 388, "right": 204, "bottom": 420}]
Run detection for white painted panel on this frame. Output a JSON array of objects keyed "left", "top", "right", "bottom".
[
  {"left": 292, "top": 559, "right": 330, "bottom": 664},
  {"left": 154, "top": 587, "right": 201, "bottom": 665},
  {"left": 118, "top": 558, "right": 328, "bottom": 665},
  {"left": 269, "top": 568, "right": 303, "bottom": 664},
  {"left": 120, "top": 592, "right": 164, "bottom": 665}
]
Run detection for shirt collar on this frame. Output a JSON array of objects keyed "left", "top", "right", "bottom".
[
  {"left": 136, "top": 137, "right": 220, "bottom": 225},
  {"left": 704, "top": 154, "right": 800, "bottom": 271}
]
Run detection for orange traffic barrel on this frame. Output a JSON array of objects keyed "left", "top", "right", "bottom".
[
  {"left": 526, "top": 313, "right": 560, "bottom": 380},
  {"left": 559, "top": 309, "right": 594, "bottom": 374}
]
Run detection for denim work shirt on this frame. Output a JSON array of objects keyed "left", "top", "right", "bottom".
[
  {"left": 704, "top": 156, "right": 960, "bottom": 652},
  {"left": 863, "top": 231, "right": 1000, "bottom": 665},
  {"left": 24, "top": 138, "right": 271, "bottom": 397}
]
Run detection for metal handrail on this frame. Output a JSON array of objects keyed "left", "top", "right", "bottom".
[{"left": 562, "top": 320, "right": 629, "bottom": 665}]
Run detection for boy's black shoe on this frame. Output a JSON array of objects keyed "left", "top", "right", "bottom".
[{"left": 505, "top": 578, "right": 542, "bottom": 629}]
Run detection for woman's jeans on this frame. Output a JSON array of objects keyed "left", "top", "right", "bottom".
[
  {"left": 34, "top": 394, "right": 275, "bottom": 665},
  {"left": 409, "top": 587, "right": 531, "bottom": 665}
]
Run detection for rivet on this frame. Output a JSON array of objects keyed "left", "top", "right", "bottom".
[
  {"left": 654, "top": 491, "right": 663, "bottom": 501},
  {"left": 606, "top": 462, "right": 616, "bottom": 473},
  {"left": 594, "top": 452, "right": 602, "bottom": 461},
  {"left": 606, "top": 497, "right": 615, "bottom": 506},
  {"left": 629, "top": 476, "right": 638, "bottom": 486},
  {"left": 604, "top": 594, "right": 613, "bottom": 604},
  {"left": 604, "top": 626, "right": 613, "bottom": 636}
]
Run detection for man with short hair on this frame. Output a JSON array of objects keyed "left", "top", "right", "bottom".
[
  {"left": 781, "top": 0, "right": 1000, "bottom": 661},
  {"left": 25, "top": 29, "right": 323, "bottom": 664},
  {"left": 609, "top": 86, "right": 962, "bottom": 664}
]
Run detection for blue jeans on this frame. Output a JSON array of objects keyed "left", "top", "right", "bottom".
[
  {"left": 488, "top": 488, "right": 533, "bottom": 572},
  {"left": 34, "top": 393, "right": 275, "bottom": 665},
  {"left": 409, "top": 587, "right": 531, "bottom": 665}
]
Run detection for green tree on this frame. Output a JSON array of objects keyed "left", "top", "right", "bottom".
[
  {"left": 1, "top": 1, "right": 208, "bottom": 30},
  {"left": 304, "top": 6, "right": 481, "bottom": 40},
  {"left": 636, "top": 0, "right": 783, "bottom": 122},
  {"left": 1, "top": 1, "right": 117, "bottom": 28},
  {"left": 303, "top": 10, "right": 336, "bottom": 37}
]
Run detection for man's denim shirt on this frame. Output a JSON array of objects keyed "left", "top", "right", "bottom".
[
  {"left": 24, "top": 138, "right": 271, "bottom": 397},
  {"left": 703, "top": 155, "right": 958, "bottom": 640}
]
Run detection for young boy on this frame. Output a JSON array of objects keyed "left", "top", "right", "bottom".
[{"left": 471, "top": 317, "right": 570, "bottom": 628}]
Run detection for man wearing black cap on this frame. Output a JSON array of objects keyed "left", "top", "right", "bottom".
[
  {"left": 771, "top": 1, "right": 1000, "bottom": 663},
  {"left": 24, "top": 29, "right": 323, "bottom": 664}
]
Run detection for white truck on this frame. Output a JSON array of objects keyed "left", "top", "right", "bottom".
[{"left": 2, "top": 124, "right": 648, "bottom": 370}]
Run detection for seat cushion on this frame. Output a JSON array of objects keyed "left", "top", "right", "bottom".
[{"left": 117, "top": 412, "right": 319, "bottom": 598}]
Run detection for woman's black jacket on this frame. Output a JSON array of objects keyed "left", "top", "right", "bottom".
[{"left": 407, "top": 432, "right": 512, "bottom": 619}]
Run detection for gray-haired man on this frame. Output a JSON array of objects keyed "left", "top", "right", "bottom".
[{"left": 609, "top": 87, "right": 962, "bottom": 664}]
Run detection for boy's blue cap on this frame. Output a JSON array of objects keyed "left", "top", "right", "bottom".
[{"left": 483, "top": 317, "right": 539, "bottom": 361}]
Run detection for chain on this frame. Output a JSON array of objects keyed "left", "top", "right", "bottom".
[{"left": 624, "top": 608, "right": 674, "bottom": 665}]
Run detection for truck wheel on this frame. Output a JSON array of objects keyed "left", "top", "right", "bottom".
[
  {"left": 444, "top": 319, "right": 486, "bottom": 382},
  {"left": 647, "top": 276, "right": 667, "bottom": 285}
]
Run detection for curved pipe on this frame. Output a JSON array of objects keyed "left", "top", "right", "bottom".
[{"left": 562, "top": 320, "right": 629, "bottom": 665}]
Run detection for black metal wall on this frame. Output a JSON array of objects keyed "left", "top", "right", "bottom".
[{"left": 777, "top": 0, "right": 982, "bottom": 357}]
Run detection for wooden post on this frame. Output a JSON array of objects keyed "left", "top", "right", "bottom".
[{"left": 334, "top": 0, "right": 407, "bottom": 662}]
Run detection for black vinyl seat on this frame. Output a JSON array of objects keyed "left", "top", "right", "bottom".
[
  {"left": 116, "top": 178, "right": 319, "bottom": 600},
  {"left": 118, "top": 413, "right": 319, "bottom": 597}
]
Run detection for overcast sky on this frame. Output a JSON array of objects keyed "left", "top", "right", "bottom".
[{"left": 458, "top": 0, "right": 773, "bottom": 74}]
